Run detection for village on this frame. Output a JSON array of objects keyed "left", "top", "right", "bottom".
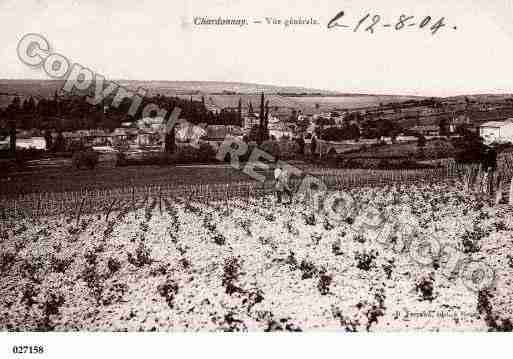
[{"left": 1, "top": 91, "right": 513, "bottom": 170}]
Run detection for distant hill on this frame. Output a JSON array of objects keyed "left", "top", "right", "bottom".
[
  {"left": 0, "top": 79, "right": 423, "bottom": 97},
  {"left": 3, "top": 79, "right": 510, "bottom": 113},
  {"left": 445, "top": 94, "right": 513, "bottom": 102},
  {"left": 116, "top": 80, "right": 343, "bottom": 96},
  {"left": 0, "top": 79, "right": 425, "bottom": 111}
]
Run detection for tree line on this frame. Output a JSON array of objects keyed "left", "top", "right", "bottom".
[{"left": 0, "top": 92, "right": 243, "bottom": 134}]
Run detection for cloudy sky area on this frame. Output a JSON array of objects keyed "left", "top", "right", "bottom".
[{"left": 0, "top": 0, "right": 512, "bottom": 96}]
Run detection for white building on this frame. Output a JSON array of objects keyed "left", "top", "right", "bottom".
[
  {"left": 16, "top": 137, "right": 46, "bottom": 150},
  {"left": 137, "top": 116, "right": 166, "bottom": 131},
  {"left": 242, "top": 113, "right": 257, "bottom": 130},
  {"left": 175, "top": 122, "right": 207, "bottom": 143},
  {"left": 268, "top": 122, "right": 295, "bottom": 140},
  {"left": 480, "top": 119, "right": 513, "bottom": 144},
  {"left": 0, "top": 135, "right": 11, "bottom": 150}
]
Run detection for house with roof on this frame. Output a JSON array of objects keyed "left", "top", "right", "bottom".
[
  {"left": 136, "top": 130, "right": 162, "bottom": 147},
  {"left": 137, "top": 116, "right": 166, "bottom": 131},
  {"left": 479, "top": 119, "right": 513, "bottom": 144},
  {"left": 204, "top": 125, "right": 228, "bottom": 142},
  {"left": 205, "top": 104, "right": 221, "bottom": 114},
  {"left": 112, "top": 127, "right": 140, "bottom": 147},
  {"left": 0, "top": 135, "right": 9, "bottom": 150},
  {"left": 269, "top": 122, "right": 295, "bottom": 140},
  {"left": 226, "top": 125, "right": 244, "bottom": 138},
  {"left": 409, "top": 124, "right": 440, "bottom": 137},
  {"left": 243, "top": 113, "right": 260, "bottom": 130},
  {"left": 16, "top": 137, "right": 46, "bottom": 150},
  {"left": 201, "top": 125, "right": 244, "bottom": 149},
  {"left": 175, "top": 122, "right": 207, "bottom": 144}
]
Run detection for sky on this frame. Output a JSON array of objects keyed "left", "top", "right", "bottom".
[{"left": 0, "top": 0, "right": 512, "bottom": 97}]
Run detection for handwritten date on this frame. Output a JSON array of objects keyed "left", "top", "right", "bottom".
[{"left": 327, "top": 11, "right": 456, "bottom": 35}]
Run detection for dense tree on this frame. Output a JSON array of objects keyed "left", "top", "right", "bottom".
[
  {"left": 238, "top": 98, "right": 242, "bottom": 126},
  {"left": 416, "top": 134, "right": 427, "bottom": 159},
  {"left": 311, "top": 136, "right": 317, "bottom": 155},
  {"left": 164, "top": 129, "right": 176, "bottom": 153},
  {"left": 10, "top": 96, "right": 21, "bottom": 112},
  {"left": 316, "top": 116, "right": 335, "bottom": 127},
  {"left": 290, "top": 109, "right": 298, "bottom": 122},
  {"left": 320, "top": 123, "right": 360, "bottom": 141},
  {"left": 257, "top": 93, "right": 269, "bottom": 145},
  {"left": 344, "top": 111, "right": 363, "bottom": 126},
  {"left": 376, "top": 119, "right": 396, "bottom": 139},
  {"left": 53, "top": 132, "right": 66, "bottom": 152},
  {"left": 248, "top": 124, "right": 269, "bottom": 143},
  {"left": 260, "top": 140, "right": 281, "bottom": 159},
  {"left": 439, "top": 118, "right": 450, "bottom": 136},
  {"left": 8, "top": 113, "right": 16, "bottom": 154},
  {"left": 296, "top": 118, "right": 310, "bottom": 134},
  {"left": 1, "top": 91, "right": 244, "bottom": 132},
  {"left": 44, "top": 130, "right": 53, "bottom": 150},
  {"left": 417, "top": 134, "right": 427, "bottom": 148},
  {"left": 295, "top": 136, "right": 305, "bottom": 154}
]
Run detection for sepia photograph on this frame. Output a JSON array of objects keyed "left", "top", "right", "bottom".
[{"left": 0, "top": 0, "right": 512, "bottom": 357}]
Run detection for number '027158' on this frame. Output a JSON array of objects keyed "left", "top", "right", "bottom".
[{"left": 12, "top": 345, "right": 45, "bottom": 355}]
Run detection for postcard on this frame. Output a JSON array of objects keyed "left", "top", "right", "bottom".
[{"left": 0, "top": 0, "right": 512, "bottom": 357}]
